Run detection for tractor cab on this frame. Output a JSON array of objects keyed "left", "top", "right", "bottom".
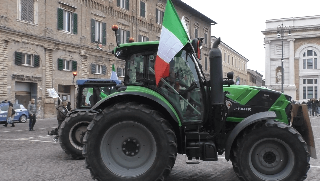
[
  {"left": 114, "top": 41, "right": 205, "bottom": 123},
  {"left": 75, "top": 79, "right": 121, "bottom": 110}
]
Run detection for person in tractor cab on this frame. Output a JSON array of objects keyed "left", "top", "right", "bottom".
[{"left": 161, "top": 51, "right": 201, "bottom": 120}]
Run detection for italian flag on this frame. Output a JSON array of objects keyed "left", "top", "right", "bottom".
[
  {"left": 155, "top": 0, "right": 189, "bottom": 85},
  {"left": 110, "top": 64, "right": 118, "bottom": 80}
]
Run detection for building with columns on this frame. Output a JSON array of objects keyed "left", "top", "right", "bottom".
[
  {"left": 0, "top": 0, "right": 215, "bottom": 118},
  {"left": 263, "top": 15, "right": 320, "bottom": 101}
]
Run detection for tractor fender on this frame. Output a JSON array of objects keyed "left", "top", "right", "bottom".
[
  {"left": 225, "top": 111, "right": 277, "bottom": 161},
  {"left": 91, "top": 91, "right": 181, "bottom": 125}
]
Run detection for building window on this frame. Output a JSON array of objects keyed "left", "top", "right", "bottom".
[
  {"left": 117, "top": 0, "right": 129, "bottom": 10},
  {"left": 90, "top": 64, "right": 106, "bottom": 75},
  {"left": 302, "top": 78, "right": 318, "bottom": 99},
  {"left": 58, "top": 59, "right": 77, "bottom": 72},
  {"left": 117, "top": 67, "right": 123, "bottom": 77},
  {"left": 302, "top": 49, "right": 318, "bottom": 69},
  {"left": 117, "top": 29, "right": 130, "bottom": 44},
  {"left": 138, "top": 35, "right": 149, "bottom": 42},
  {"left": 195, "top": 28, "right": 198, "bottom": 38},
  {"left": 156, "top": 8, "right": 164, "bottom": 24},
  {"left": 91, "top": 19, "right": 106, "bottom": 45},
  {"left": 205, "top": 57, "right": 207, "bottom": 71},
  {"left": 19, "top": 0, "right": 34, "bottom": 23},
  {"left": 228, "top": 55, "right": 230, "bottom": 63},
  {"left": 140, "top": 1, "right": 146, "bottom": 18},
  {"left": 90, "top": 20, "right": 107, "bottom": 44},
  {"left": 204, "top": 32, "right": 207, "bottom": 45},
  {"left": 15, "top": 51, "right": 40, "bottom": 67},
  {"left": 57, "top": 8, "right": 77, "bottom": 34},
  {"left": 232, "top": 57, "right": 234, "bottom": 65},
  {"left": 224, "top": 53, "right": 226, "bottom": 62}
]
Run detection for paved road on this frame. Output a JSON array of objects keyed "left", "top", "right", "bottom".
[{"left": 0, "top": 117, "right": 319, "bottom": 181}]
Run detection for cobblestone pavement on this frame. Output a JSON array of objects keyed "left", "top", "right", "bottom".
[{"left": 0, "top": 117, "right": 319, "bottom": 181}]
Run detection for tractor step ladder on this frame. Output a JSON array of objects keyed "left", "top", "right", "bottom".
[{"left": 185, "top": 126, "right": 201, "bottom": 164}]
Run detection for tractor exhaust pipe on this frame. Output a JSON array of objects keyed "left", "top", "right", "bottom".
[{"left": 209, "top": 37, "right": 223, "bottom": 105}]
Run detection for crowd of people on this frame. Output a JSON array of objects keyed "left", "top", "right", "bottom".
[{"left": 301, "top": 99, "right": 320, "bottom": 117}]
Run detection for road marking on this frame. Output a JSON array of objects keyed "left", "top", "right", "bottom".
[
  {"left": 30, "top": 140, "right": 41, "bottom": 142},
  {"left": 39, "top": 128, "right": 46, "bottom": 130},
  {"left": 2, "top": 131, "right": 10, "bottom": 132},
  {"left": 15, "top": 130, "right": 23, "bottom": 131}
]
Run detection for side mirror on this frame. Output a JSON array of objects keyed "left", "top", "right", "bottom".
[{"left": 227, "top": 72, "right": 233, "bottom": 80}]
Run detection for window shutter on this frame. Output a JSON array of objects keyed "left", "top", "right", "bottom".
[
  {"left": 34, "top": 55, "right": 40, "bottom": 67},
  {"left": 140, "top": 2, "right": 145, "bottom": 17},
  {"left": 125, "top": 0, "right": 129, "bottom": 10},
  {"left": 156, "top": 8, "right": 158, "bottom": 23},
  {"left": 72, "top": 61, "right": 77, "bottom": 71},
  {"left": 117, "top": 68, "right": 122, "bottom": 76},
  {"left": 91, "top": 64, "right": 96, "bottom": 74},
  {"left": 116, "top": 28, "right": 121, "bottom": 45},
  {"left": 58, "top": 59, "right": 63, "bottom": 71},
  {"left": 91, "top": 19, "right": 95, "bottom": 43},
  {"left": 73, "top": 13, "right": 78, "bottom": 34},
  {"left": 102, "top": 65, "right": 107, "bottom": 75},
  {"left": 117, "top": 0, "right": 120, "bottom": 7},
  {"left": 57, "top": 8, "right": 64, "bottom": 30},
  {"left": 204, "top": 33, "right": 207, "bottom": 44},
  {"left": 138, "top": 35, "right": 142, "bottom": 42},
  {"left": 15, "top": 52, "right": 22, "bottom": 66},
  {"left": 161, "top": 11, "right": 164, "bottom": 24},
  {"left": 126, "top": 31, "right": 130, "bottom": 43},
  {"left": 102, "top": 22, "right": 107, "bottom": 45}
]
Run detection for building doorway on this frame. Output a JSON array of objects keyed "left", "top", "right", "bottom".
[{"left": 15, "top": 82, "right": 37, "bottom": 108}]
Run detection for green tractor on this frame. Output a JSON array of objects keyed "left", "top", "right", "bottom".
[
  {"left": 54, "top": 79, "right": 121, "bottom": 159},
  {"left": 80, "top": 36, "right": 316, "bottom": 181}
]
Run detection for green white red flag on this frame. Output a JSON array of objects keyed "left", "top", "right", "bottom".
[{"left": 155, "top": 0, "right": 189, "bottom": 85}]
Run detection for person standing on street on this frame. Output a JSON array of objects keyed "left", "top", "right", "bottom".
[
  {"left": 3, "top": 101, "right": 15, "bottom": 127},
  {"left": 28, "top": 98, "right": 37, "bottom": 131}
]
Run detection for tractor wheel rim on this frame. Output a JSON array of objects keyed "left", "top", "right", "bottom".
[
  {"left": 249, "top": 138, "right": 295, "bottom": 180},
  {"left": 100, "top": 121, "right": 157, "bottom": 178},
  {"left": 20, "top": 115, "right": 27, "bottom": 123},
  {"left": 69, "top": 121, "right": 89, "bottom": 150}
]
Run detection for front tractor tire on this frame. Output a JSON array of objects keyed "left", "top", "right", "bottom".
[
  {"left": 59, "top": 111, "right": 94, "bottom": 159},
  {"left": 232, "top": 120, "right": 310, "bottom": 181},
  {"left": 83, "top": 102, "right": 177, "bottom": 181}
]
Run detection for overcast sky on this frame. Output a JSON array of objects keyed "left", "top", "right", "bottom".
[{"left": 181, "top": 0, "right": 320, "bottom": 78}]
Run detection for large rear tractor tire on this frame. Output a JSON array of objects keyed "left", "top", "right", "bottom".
[
  {"left": 59, "top": 111, "right": 94, "bottom": 159},
  {"left": 232, "top": 120, "right": 310, "bottom": 181},
  {"left": 83, "top": 102, "right": 177, "bottom": 181}
]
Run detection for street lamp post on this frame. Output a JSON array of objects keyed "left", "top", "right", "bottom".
[{"left": 277, "top": 23, "right": 291, "bottom": 93}]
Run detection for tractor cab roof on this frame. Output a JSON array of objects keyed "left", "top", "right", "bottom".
[
  {"left": 76, "top": 79, "right": 122, "bottom": 86},
  {"left": 114, "top": 41, "right": 159, "bottom": 60}
]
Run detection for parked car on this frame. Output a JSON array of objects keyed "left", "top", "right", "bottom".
[{"left": 0, "top": 103, "right": 29, "bottom": 123}]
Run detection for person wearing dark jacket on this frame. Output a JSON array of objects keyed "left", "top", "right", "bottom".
[
  {"left": 3, "top": 101, "right": 15, "bottom": 127},
  {"left": 27, "top": 99, "right": 37, "bottom": 131}
]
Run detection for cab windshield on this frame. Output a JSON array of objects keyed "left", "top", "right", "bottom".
[{"left": 124, "top": 49, "right": 204, "bottom": 122}]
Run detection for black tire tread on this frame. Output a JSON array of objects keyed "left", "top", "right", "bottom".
[
  {"left": 59, "top": 111, "right": 94, "bottom": 159},
  {"left": 83, "top": 102, "right": 177, "bottom": 181},
  {"left": 232, "top": 120, "right": 310, "bottom": 181}
]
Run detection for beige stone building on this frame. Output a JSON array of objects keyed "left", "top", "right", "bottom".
[
  {"left": 247, "top": 69, "right": 263, "bottom": 86},
  {"left": 263, "top": 15, "right": 320, "bottom": 101},
  {"left": 0, "top": 0, "right": 215, "bottom": 118},
  {"left": 211, "top": 36, "right": 249, "bottom": 85}
]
